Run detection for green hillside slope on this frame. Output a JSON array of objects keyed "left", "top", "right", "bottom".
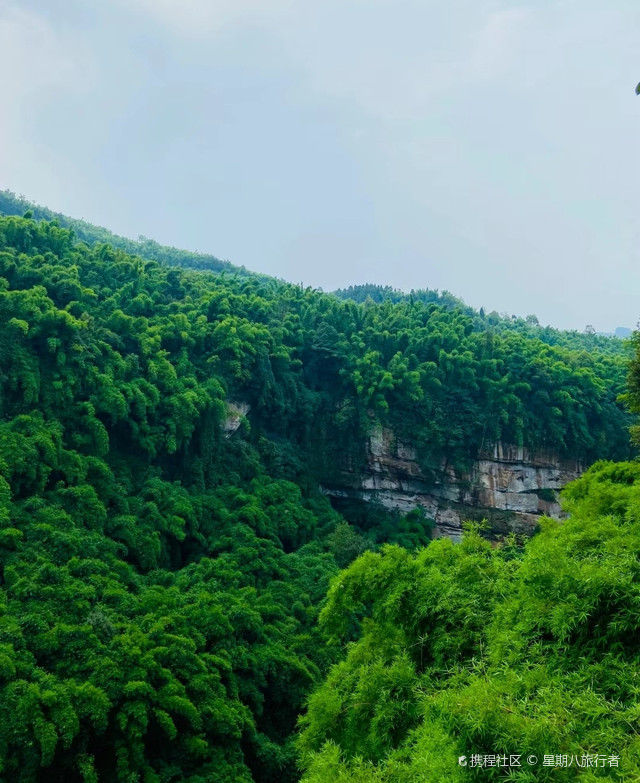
[
  {"left": 0, "top": 209, "right": 635, "bottom": 781},
  {"left": 0, "top": 189, "right": 240, "bottom": 277}
]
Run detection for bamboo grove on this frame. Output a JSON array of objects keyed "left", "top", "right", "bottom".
[{"left": 0, "top": 205, "right": 637, "bottom": 782}]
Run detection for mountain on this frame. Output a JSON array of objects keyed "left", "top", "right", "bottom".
[
  {"left": 336, "top": 284, "right": 632, "bottom": 356},
  {"left": 0, "top": 203, "right": 637, "bottom": 781},
  {"left": 0, "top": 188, "right": 250, "bottom": 277}
]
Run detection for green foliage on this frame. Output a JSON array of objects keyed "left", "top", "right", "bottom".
[
  {"left": 0, "top": 207, "right": 634, "bottom": 781},
  {"left": 0, "top": 197, "right": 632, "bottom": 471},
  {"left": 0, "top": 213, "right": 347, "bottom": 780},
  {"left": 299, "top": 464, "right": 640, "bottom": 781},
  {"left": 335, "top": 284, "right": 632, "bottom": 358},
  {"left": 330, "top": 499, "right": 434, "bottom": 550},
  {"left": 0, "top": 189, "right": 242, "bottom": 277}
]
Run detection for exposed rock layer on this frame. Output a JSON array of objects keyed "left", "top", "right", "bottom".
[
  {"left": 323, "top": 427, "right": 583, "bottom": 540},
  {"left": 222, "top": 401, "right": 250, "bottom": 437}
]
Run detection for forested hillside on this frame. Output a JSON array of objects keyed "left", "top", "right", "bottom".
[
  {"left": 334, "top": 284, "right": 631, "bottom": 357},
  {"left": 0, "top": 210, "right": 636, "bottom": 782},
  {"left": 0, "top": 190, "right": 242, "bottom": 277}
]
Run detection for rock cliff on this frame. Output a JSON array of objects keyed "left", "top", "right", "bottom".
[
  {"left": 222, "top": 401, "right": 250, "bottom": 437},
  {"left": 323, "top": 426, "right": 583, "bottom": 540}
]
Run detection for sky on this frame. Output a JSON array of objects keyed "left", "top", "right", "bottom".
[{"left": 1, "top": 0, "right": 638, "bottom": 331}]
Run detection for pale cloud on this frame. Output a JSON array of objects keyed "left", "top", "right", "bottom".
[
  {"left": 124, "top": 0, "right": 296, "bottom": 37},
  {"left": 111, "top": 1, "right": 537, "bottom": 121},
  {"left": 1, "top": 0, "right": 638, "bottom": 330},
  {"left": 467, "top": 7, "right": 535, "bottom": 81},
  {"left": 0, "top": 1, "right": 93, "bottom": 194},
  {"left": 0, "top": 2, "right": 81, "bottom": 113},
  {"left": 250, "top": 3, "right": 538, "bottom": 122}
]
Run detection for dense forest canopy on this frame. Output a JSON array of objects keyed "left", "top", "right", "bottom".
[
  {"left": 2, "top": 190, "right": 629, "bottom": 361},
  {"left": 0, "top": 206, "right": 637, "bottom": 782},
  {"left": 298, "top": 461, "right": 640, "bottom": 782},
  {"left": 334, "top": 284, "right": 632, "bottom": 357},
  {"left": 0, "top": 199, "right": 632, "bottom": 470},
  {"left": 0, "top": 190, "right": 246, "bottom": 278}
]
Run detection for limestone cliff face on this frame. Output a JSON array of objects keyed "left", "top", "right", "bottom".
[{"left": 323, "top": 427, "right": 583, "bottom": 540}]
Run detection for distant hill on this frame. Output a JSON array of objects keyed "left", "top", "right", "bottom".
[
  {"left": 596, "top": 327, "right": 632, "bottom": 338},
  {"left": 0, "top": 188, "right": 248, "bottom": 277},
  {"left": 333, "top": 283, "right": 467, "bottom": 309},
  {"left": 3, "top": 191, "right": 632, "bottom": 358},
  {"left": 334, "top": 284, "right": 632, "bottom": 357}
]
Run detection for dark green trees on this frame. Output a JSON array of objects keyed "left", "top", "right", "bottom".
[{"left": 0, "top": 209, "right": 634, "bottom": 781}]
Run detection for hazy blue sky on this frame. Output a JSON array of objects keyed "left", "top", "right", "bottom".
[{"left": 1, "top": 0, "right": 638, "bottom": 330}]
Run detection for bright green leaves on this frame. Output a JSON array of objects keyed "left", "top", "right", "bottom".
[
  {"left": 0, "top": 478, "right": 337, "bottom": 781},
  {"left": 0, "top": 676, "right": 108, "bottom": 779},
  {"left": 0, "top": 210, "right": 633, "bottom": 783},
  {"left": 300, "top": 464, "right": 640, "bottom": 782},
  {"left": 8, "top": 316, "right": 29, "bottom": 336},
  {"left": 0, "top": 413, "right": 64, "bottom": 496}
]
